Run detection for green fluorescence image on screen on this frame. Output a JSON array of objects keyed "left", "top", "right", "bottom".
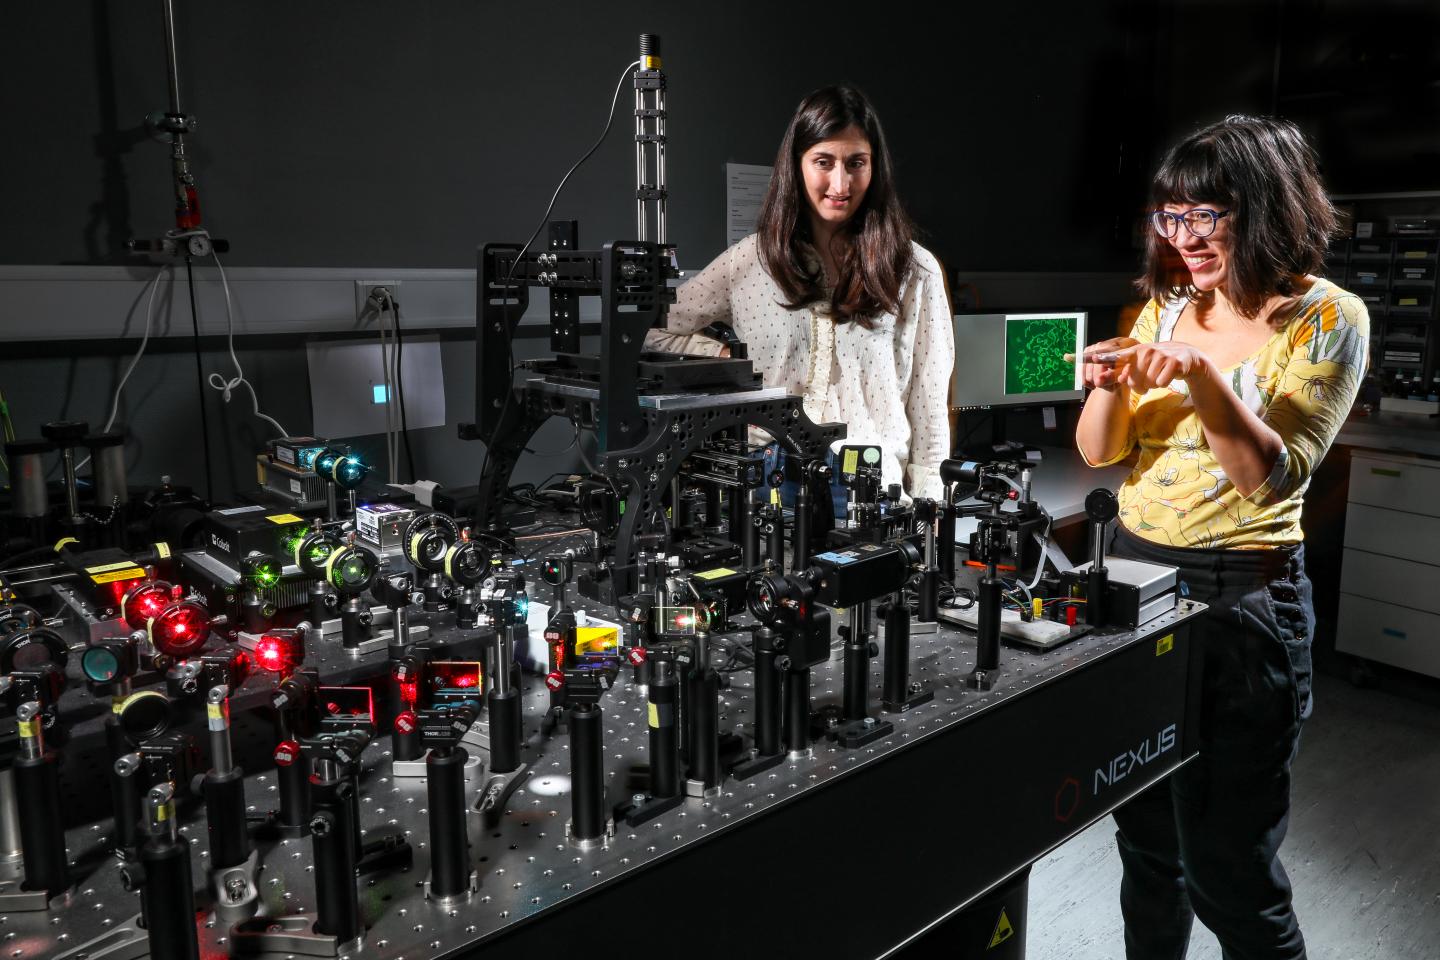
[{"left": 1005, "top": 315, "right": 1079, "bottom": 395}]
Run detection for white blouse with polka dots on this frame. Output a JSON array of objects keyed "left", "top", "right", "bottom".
[{"left": 644, "top": 234, "right": 954, "bottom": 501}]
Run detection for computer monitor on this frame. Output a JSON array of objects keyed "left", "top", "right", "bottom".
[{"left": 950, "top": 311, "right": 1087, "bottom": 411}]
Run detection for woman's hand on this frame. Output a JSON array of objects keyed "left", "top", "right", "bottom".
[
  {"left": 1111, "top": 341, "right": 1214, "bottom": 392},
  {"left": 1078, "top": 337, "right": 1137, "bottom": 391}
]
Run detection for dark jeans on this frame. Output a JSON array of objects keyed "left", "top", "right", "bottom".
[{"left": 1108, "top": 527, "right": 1314, "bottom": 960}]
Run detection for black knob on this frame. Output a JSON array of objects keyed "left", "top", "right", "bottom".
[
  {"left": 42, "top": 420, "right": 90, "bottom": 445},
  {"left": 1084, "top": 488, "right": 1119, "bottom": 524},
  {"left": 120, "top": 863, "right": 146, "bottom": 891}
]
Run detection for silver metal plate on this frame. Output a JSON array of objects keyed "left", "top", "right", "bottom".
[
  {"left": 523, "top": 376, "right": 790, "bottom": 410},
  {"left": 1075, "top": 556, "right": 1178, "bottom": 603},
  {"left": 639, "top": 387, "right": 791, "bottom": 410}
]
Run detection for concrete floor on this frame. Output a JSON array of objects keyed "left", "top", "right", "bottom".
[{"left": 1028, "top": 671, "right": 1440, "bottom": 959}]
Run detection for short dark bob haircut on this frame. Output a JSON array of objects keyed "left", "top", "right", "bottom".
[
  {"left": 1139, "top": 115, "right": 1340, "bottom": 319},
  {"left": 755, "top": 85, "right": 913, "bottom": 328}
]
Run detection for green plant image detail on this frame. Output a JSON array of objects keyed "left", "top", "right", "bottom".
[{"left": 1005, "top": 316, "right": 1078, "bottom": 394}]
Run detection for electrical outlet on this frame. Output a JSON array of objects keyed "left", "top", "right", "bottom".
[{"left": 355, "top": 280, "right": 401, "bottom": 322}]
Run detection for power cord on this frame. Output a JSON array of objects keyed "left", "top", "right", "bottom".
[
  {"left": 478, "top": 58, "right": 640, "bottom": 485},
  {"left": 370, "top": 287, "right": 399, "bottom": 483},
  {"left": 524, "top": 421, "right": 580, "bottom": 458},
  {"left": 71, "top": 266, "right": 172, "bottom": 475},
  {"left": 103, "top": 267, "right": 170, "bottom": 437},
  {"left": 0, "top": 384, "right": 14, "bottom": 477},
  {"left": 382, "top": 291, "right": 416, "bottom": 482},
  {"left": 193, "top": 234, "right": 289, "bottom": 438}
]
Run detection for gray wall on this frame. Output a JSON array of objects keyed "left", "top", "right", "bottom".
[
  {"left": 9, "top": 1, "right": 1164, "bottom": 273},
  {"left": 4, "top": 1, "right": 1435, "bottom": 503},
  {"left": 0, "top": 332, "right": 582, "bottom": 502}
]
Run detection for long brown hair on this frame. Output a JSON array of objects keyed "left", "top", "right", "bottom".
[
  {"left": 1138, "top": 115, "right": 1340, "bottom": 319},
  {"left": 755, "top": 86, "right": 914, "bottom": 327}
]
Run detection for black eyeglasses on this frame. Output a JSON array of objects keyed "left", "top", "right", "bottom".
[{"left": 1150, "top": 208, "right": 1230, "bottom": 239}]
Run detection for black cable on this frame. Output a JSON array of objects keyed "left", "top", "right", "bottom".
[
  {"left": 955, "top": 409, "right": 994, "bottom": 453},
  {"left": 524, "top": 421, "right": 580, "bottom": 458},
  {"left": 505, "top": 483, "right": 552, "bottom": 510},
  {"left": 576, "top": 434, "right": 602, "bottom": 477},
  {"left": 478, "top": 59, "right": 640, "bottom": 487},
  {"left": 716, "top": 636, "right": 755, "bottom": 673},
  {"left": 535, "top": 472, "right": 577, "bottom": 492},
  {"left": 0, "top": 543, "right": 67, "bottom": 569},
  {"left": 575, "top": 428, "right": 623, "bottom": 499},
  {"left": 184, "top": 256, "right": 215, "bottom": 502},
  {"left": 389, "top": 295, "right": 417, "bottom": 482}
]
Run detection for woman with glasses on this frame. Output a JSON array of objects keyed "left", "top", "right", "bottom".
[
  {"left": 646, "top": 86, "right": 953, "bottom": 509},
  {"left": 1076, "top": 115, "right": 1368, "bottom": 958}
]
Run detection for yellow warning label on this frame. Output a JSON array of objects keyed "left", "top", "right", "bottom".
[
  {"left": 156, "top": 803, "right": 170, "bottom": 823},
  {"left": 92, "top": 568, "right": 146, "bottom": 585},
  {"left": 648, "top": 703, "right": 659, "bottom": 729},
  {"left": 155, "top": 542, "right": 172, "bottom": 559},
  {"left": 17, "top": 720, "right": 35, "bottom": 740},
  {"left": 207, "top": 702, "right": 224, "bottom": 721},
  {"left": 85, "top": 560, "right": 139, "bottom": 575},
  {"left": 989, "top": 907, "right": 1015, "bottom": 949},
  {"left": 842, "top": 448, "right": 858, "bottom": 475},
  {"left": 1156, "top": 634, "right": 1174, "bottom": 657},
  {"left": 770, "top": 488, "right": 780, "bottom": 506},
  {"left": 267, "top": 513, "right": 304, "bottom": 525},
  {"left": 693, "top": 567, "right": 736, "bottom": 581},
  {"left": 575, "top": 626, "right": 619, "bottom": 654}
]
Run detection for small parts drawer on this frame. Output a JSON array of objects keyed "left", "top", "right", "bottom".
[
  {"left": 1347, "top": 452, "right": 1440, "bottom": 519},
  {"left": 1343, "top": 503, "right": 1440, "bottom": 566}
]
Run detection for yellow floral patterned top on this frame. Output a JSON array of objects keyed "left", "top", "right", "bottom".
[{"left": 1083, "top": 279, "right": 1369, "bottom": 548}]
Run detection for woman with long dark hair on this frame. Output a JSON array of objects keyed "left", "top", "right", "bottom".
[
  {"left": 1076, "top": 115, "right": 1368, "bottom": 957},
  {"left": 647, "top": 85, "right": 953, "bottom": 502}
]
